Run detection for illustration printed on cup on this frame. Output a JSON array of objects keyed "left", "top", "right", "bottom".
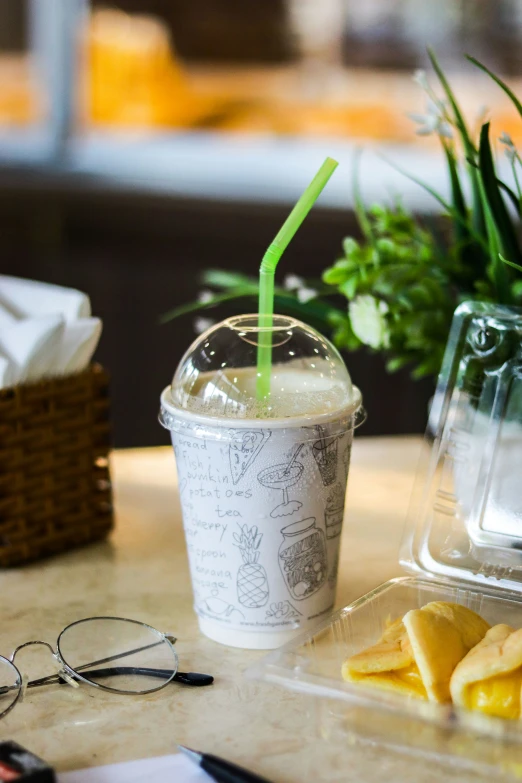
[
  {"left": 172, "top": 417, "right": 352, "bottom": 636},
  {"left": 328, "top": 558, "right": 339, "bottom": 590},
  {"left": 265, "top": 600, "right": 302, "bottom": 622},
  {"left": 257, "top": 444, "right": 304, "bottom": 519},
  {"left": 195, "top": 588, "right": 246, "bottom": 622},
  {"left": 234, "top": 524, "right": 269, "bottom": 608},
  {"left": 312, "top": 427, "right": 339, "bottom": 486},
  {"left": 325, "top": 483, "right": 345, "bottom": 539},
  {"left": 279, "top": 517, "right": 327, "bottom": 600},
  {"left": 229, "top": 430, "right": 271, "bottom": 484},
  {"left": 342, "top": 443, "right": 351, "bottom": 482}
]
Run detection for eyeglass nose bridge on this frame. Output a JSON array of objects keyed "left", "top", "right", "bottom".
[{"left": 10, "top": 640, "right": 57, "bottom": 664}]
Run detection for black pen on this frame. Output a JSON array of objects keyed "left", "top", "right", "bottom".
[{"left": 177, "top": 745, "right": 274, "bottom": 783}]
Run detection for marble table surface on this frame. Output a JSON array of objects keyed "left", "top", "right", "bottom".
[{"left": 1, "top": 437, "right": 488, "bottom": 782}]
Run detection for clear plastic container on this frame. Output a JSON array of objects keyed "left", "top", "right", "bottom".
[
  {"left": 248, "top": 302, "right": 522, "bottom": 775},
  {"left": 248, "top": 577, "right": 522, "bottom": 777}
]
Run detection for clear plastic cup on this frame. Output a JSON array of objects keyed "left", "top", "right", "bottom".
[{"left": 159, "top": 315, "right": 364, "bottom": 649}]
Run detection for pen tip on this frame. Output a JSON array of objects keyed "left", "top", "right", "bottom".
[{"left": 177, "top": 745, "right": 203, "bottom": 765}]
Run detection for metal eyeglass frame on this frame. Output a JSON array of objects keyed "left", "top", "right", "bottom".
[{"left": 0, "top": 615, "right": 213, "bottom": 721}]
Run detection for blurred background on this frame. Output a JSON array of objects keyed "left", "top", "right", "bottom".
[{"left": 1, "top": 0, "right": 521, "bottom": 446}]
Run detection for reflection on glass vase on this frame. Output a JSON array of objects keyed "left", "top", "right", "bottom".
[{"left": 279, "top": 518, "right": 327, "bottom": 601}]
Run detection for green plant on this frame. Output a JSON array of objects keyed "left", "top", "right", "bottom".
[{"left": 162, "top": 51, "right": 522, "bottom": 379}]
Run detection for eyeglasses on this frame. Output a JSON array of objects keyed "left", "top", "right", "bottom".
[{"left": 0, "top": 616, "right": 213, "bottom": 720}]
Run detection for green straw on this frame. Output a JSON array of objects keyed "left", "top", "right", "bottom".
[{"left": 256, "top": 156, "right": 339, "bottom": 400}]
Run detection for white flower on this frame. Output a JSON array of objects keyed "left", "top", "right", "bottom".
[
  {"left": 436, "top": 121, "right": 453, "bottom": 139},
  {"left": 296, "top": 287, "right": 318, "bottom": 304},
  {"left": 193, "top": 317, "right": 215, "bottom": 335},
  {"left": 499, "top": 131, "right": 514, "bottom": 147},
  {"left": 197, "top": 290, "right": 214, "bottom": 304},
  {"left": 408, "top": 98, "right": 453, "bottom": 139},
  {"left": 284, "top": 274, "right": 306, "bottom": 291},
  {"left": 413, "top": 69, "right": 429, "bottom": 90},
  {"left": 349, "top": 295, "right": 390, "bottom": 350},
  {"left": 499, "top": 131, "right": 517, "bottom": 162}
]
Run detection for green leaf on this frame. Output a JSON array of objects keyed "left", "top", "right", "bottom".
[
  {"left": 342, "top": 238, "right": 360, "bottom": 256},
  {"left": 408, "top": 284, "right": 436, "bottom": 307},
  {"left": 381, "top": 154, "right": 490, "bottom": 256},
  {"left": 353, "top": 149, "right": 376, "bottom": 247},
  {"left": 380, "top": 154, "right": 452, "bottom": 211},
  {"left": 322, "top": 259, "right": 357, "bottom": 285},
  {"left": 497, "top": 180, "right": 521, "bottom": 216},
  {"left": 159, "top": 286, "right": 257, "bottom": 323},
  {"left": 478, "top": 123, "right": 521, "bottom": 297},
  {"left": 466, "top": 55, "right": 522, "bottom": 118},
  {"left": 466, "top": 156, "right": 521, "bottom": 215},
  {"left": 411, "top": 356, "right": 441, "bottom": 379},
  {"left": 339, "top": 276, "right": 359, "bottom": 300},
  {"left": 396, "top": 294, "right": 415, "bottom": 311},
  {"left": 428, "top": 48, "right": 475, "bottom": 154},
  {"left": 386, "top": 355, "right": 413, "bottom": 373},
  {"left": 484, "top": 208, "right": 506, "bottom": 300},
  {"left": 443, "top": 142, "right": 467, "bottom": 218},
  {"left": 202, "top": 269, "right": 254, "bottom": 288},
  {"left": 272, "top": 291, "right": 345, "bottom": 329},
  {"left": 442, "top": 141, "right": 477, "bottom": 272},
  {"left": 500, "top": 253, "right": 522, "bottom": 274},
  {"left": 427, "top": 48, "right": 487, "bottom": 248},
  {"left": 474, "top": 279, "right": 494, "bottom": 298},
  {"left": 331, "top": 317, "right": 362, "bottom": 351},
  {"left": 470, "top": 177, "right": 488, "bottom": 246}
]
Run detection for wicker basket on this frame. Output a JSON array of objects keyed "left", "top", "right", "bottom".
[{"left": 0, "top": 364, "right": 114, "bottom": 567}]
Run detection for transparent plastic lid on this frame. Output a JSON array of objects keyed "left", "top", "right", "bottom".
[
  {"left": 159, "top": 315, "right": 364, "bottom": 438},
  {"left": 402, "top": 301, "right": 522, "bottom": 593}
]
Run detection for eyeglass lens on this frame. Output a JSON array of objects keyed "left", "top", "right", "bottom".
[{"left": 57, "top": 618, "right": 177, "bottom": 694}]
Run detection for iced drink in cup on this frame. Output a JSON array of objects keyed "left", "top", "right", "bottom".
[{"left": 159, "top": 314, "right": 364, "bottom": 649}]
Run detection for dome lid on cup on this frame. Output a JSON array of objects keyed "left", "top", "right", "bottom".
[{"left": 160, "top": 315, "right": 364, "bottom": 435}]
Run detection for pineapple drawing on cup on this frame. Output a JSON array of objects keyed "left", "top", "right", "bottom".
[{"left": 234, "top": 524, "right": 269, "bottom": 609}]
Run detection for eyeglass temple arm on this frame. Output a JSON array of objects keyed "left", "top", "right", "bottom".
[
  {"left": 20, "top": 667, "right": 213, "bottom": 691},
  {"left": 61, "top": 667, "right": 213, "bottom": 686},
  {"left": 67, "top": 638, "right": 212, "bottom": 686},
  {"left": 0, "top": 667, "right": 213, "bottom": 696}
]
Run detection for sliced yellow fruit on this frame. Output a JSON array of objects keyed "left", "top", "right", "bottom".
[
  {"left": 343, "top": 602, "right": 490, "bottom": 704},
  {"left": 346, "top": 661, "right": 428, "bottom": 700},
  {"left": 451, "top": 624, "right": 522, "bottom": 719},
  {"left": 342, "top": 617, "right": 413, "bottom": 677},
  {"left": 403, "top": 602, "right": 490, "bottom": 703}
]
